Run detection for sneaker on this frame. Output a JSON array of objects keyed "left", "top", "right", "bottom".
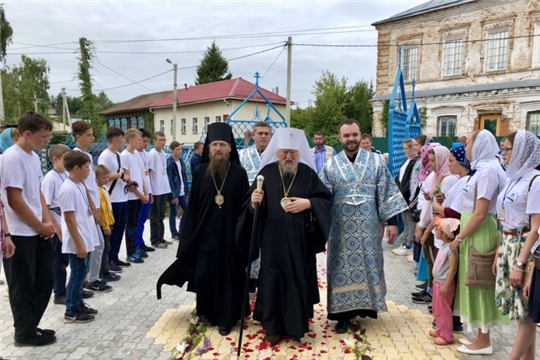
[
  {"left": 171, "top": 234, "right": 180, "bottom": 241},
  {"left": 152, "top": 241, "right": 168, "bottom": 249},
  {"left": 80, "top": 302, "right": 98, "bottom": 315},
  {"left": 412, "top": 292, "right": 432, "bottom": 304},
  {"left": 407, "top": 254, "right": 414, "bottom": 262},
  {"left": 101, "top": 272, "right": 121, "bottom": 282},
  {"left": 126, "top": 254, "right": 144, "bottom": 263},
  {"left": 163, "top": 239, "right": 174, "bottom": 245},
  {"left": 114, "top": 259, "right": 131, "bottom": 268},
  {"left": 136, "top": 246, "right": 148, "bottom": 258},
  {"left": 14, "top": 333, "right": 56, "bottom": 347},
  {"left": 85, "top": 280, "right": 113, "bottom": 293},
  {"left": 415, "top": 282, "right": 428, "bottom": 291},
  {"left": 143, "top": 244, "right": 155, "bottom": 252},
  {"left": 82, "top": 289, "right": 94, "bottom": 299},
  {"left": 108, "top": 261, "right": 124, "bottom": 273},
  {"left": 411, "top": 290, "right": 426, "bottom": 297},
  {"left": 452, "top": 323, "right": 463, "bottom": 334},
  {"left": 392, "top": 244, "right": 412, "bottom": 256},
  {"left": 53, "top": 296, "right": 66, "bottom": 305},
  {"left": 64, "top": 310, "right": 95, "bottom": 324}
]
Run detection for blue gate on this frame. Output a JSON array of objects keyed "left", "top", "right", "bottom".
[{"left": 387, "top": 47, "right": 422, "bottom": 178}]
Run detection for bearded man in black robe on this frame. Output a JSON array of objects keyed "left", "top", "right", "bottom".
[
  {"left": 237, "top": 128, "right": 333, "bottom": 345},
  {"left": 157, "top": 122, "right": 249, "bottom": 336}
]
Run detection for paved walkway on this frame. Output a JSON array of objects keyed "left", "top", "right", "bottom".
[{"left": 1, "top": 221, "right": 539, "bottom": 359}]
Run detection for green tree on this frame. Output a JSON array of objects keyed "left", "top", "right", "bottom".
[
  {"left": 195, "top": 41, "right": 232, "bottom": 85},
  {"left": 77, "top": 37, "right": 104, "bottom": 136},
  {"left": 380, "top": 100, "right": 390, "bottom": 137},
  {"left": 50, "top": 92, "right": 83, "bottom": 116},
  {"left": 344, "top": 80, "right": 374, "bottom": 135},
  {"left": 2, "top": 55, "right": 50, "bottom": 122},
  {"left": 290, "top": 107, "right": 312, "bottom": 130},
  {"left": 95, "top": 91, "right": 115, "bottom": 113},
  {"left": 0, "top": 6, "right": 13, "bottom": 61}
]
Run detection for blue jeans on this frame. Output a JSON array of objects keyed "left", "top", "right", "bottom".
[
  {"left": 135, "top": 194, "right": 152, "bottom": 247},
  {"left": 65, "top": 254, "right": 90, "bottom": 316},
  {"left": 169, "top": 195, "right": 187, "bottom": 237},
  {"left": 110, "top": 202, "right": 127, "bottom": 262}
]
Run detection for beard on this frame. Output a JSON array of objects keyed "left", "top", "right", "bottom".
[
  {"left": 279, "top": 160, "right": 298, "bottom": 177},
  {"left": 341, "top": 139, "right": 360, "bottom": 153},
  {"left": 207, "top": 152, "right": 230, "bottom": 179}
]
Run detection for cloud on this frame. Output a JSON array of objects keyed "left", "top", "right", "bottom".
[{"left": 4, "top": 0, "right": 422, "bottom": 106}]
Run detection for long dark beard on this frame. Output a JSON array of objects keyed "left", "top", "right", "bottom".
[{"left": 207, "top": 154, "right": 230, "bottom": 179}]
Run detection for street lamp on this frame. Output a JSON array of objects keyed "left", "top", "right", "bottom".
[{"left": 166, "top": 58, "right": 178, "bottom": 141}]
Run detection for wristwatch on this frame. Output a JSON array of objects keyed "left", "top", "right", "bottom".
[
  {"left": 120, "top": 172, "right": 125, "bottom": 180},
  {"left": 3, "top": 232, "right": 11, "bottom": 239},
  {"left": 515, "top": 260, "right": 525, "bottom": 267}
]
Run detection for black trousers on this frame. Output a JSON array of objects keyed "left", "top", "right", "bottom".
[
  {"left": 149, "top": 194, "right": 168, "bottom": 244},
  {"left": 3, "top": 235, "right": 54, "bottom": 340},
  {"left": 52, "top": 234, "right": 69, "bottom": 298},
  {"left": 100, "top": 228, "right": 111, "bottom": 274},
  {"left": 125, "top": 199, "right": 141, "bottom": 257}
]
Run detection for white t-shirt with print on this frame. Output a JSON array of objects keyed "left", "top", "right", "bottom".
[
  {"left": 121, "top": 149, "right": 144, "bottom": 201},
  {"left": 0, "top": 145, "right": 43, "bottom": 236},
  {"left": 73, "top": 147, "right": 100, "bottom": 209},
  {"left": 98, "top": 148, "right": 128, "bottom": 203},
  {"left": 138, "top": 150, "right": 152, "bottom": 195},
  {"left": 461, "top": 167, "right": 503, "bottom": 215},
  {"left": 148, "top": 148, "right": 171, "bottom": 196},
  {"left": 495, "top": 170, "right": 540, "bottom": 229},
  {"left": 59, "top": 179, "right": 99, "bottom": 254},
  {"left": 41, "top": 169, "right": 68, "bottom": 224}
]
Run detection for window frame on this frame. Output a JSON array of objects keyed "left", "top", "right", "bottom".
[
  {"left": 442, "top": 37, "right": 464, "bottom": 77},
  {"left": 533, "top": 22, "right": 540, "bottom": 68},
  {"left": 181, "top": 118, "right": 186, "bottom": 135},
  {"left": 159, "top": 120, "right": 165, "bottom": 133},
  {"left": 215, "top": 115, "right": 222, "bottom": 123},
  {"left": 526, "top": 111, "right": 540, "bottom": 137},
  {"left": 484, "top": 27, "right": 510, "bottom": 72},
  {"left": 204, "top": 116, "right": 210, "bottom": 132},
  {"left": 192, "top": 117, "right": 198, "bottom": 134},
  {"left": 401, "top": 46, "right": 419, "bottom": 82},
  {"left": 437, "top": 115, "right": 457, "bottom": 137},
  {"left": 170, "top": 119, "right": 174, "bottom": 135}
]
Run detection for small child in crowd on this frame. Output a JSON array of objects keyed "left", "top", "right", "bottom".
[
  {"left": 95, "top": 165, "right": 121, "bottom": 283},
  {"left": 59, "top": 150, "right": 100, "bottom": 323},
  {"left": 429, "top": 217, "right": 459, "bottom": 345}
]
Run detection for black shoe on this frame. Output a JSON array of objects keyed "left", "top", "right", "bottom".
[
  {"left": 143, "top": 244, "right": 155, "bottom": 252},
  {"left": 64, "top": 310, "right": 95, "bottom": 323},
  {"left": 36, "top": 328, "right": 56, "bottom": 336},
  {"left": 108, "top": 261, "right": 123, "bottom": 273},
  {"left": 171, "top": 234, "right": 180, "bottom": 241},
  {"left": 53, "top": 296, "right": 66, "bottom": 305},
  {"left": 14, "top": 333, "right": 56, "bottom": 347},
  {"left": 452, "top": 323, "right": 463, "bottom": 333},
  {"left": 80, "top": 302, "right": 98, "bottom": 315},
  {"left": 85, "top": 280, "right": 113, "bottom": 293},
  {"left": 218, "top": 326, "right": 231, "bottom": 336},
  {"left": 82, "top": 289, "right": 94, "bottom": 299},
  {"left": 412, "top": 292, "right": 432, "bottom": 304},
  {"left": 114, "top": 259, "right": 131, "bottom": 267},
  {"left": 152, "top": 241, "right": 168, "bottom": 249},
  {"left": 264, "top": 334, "right": 281, "bottom": 345},
  {"left": 126, "top": 255, "right": 144, "bottom": 263},
  {"left": 415, "top": 281, "right": 428, "bottom": 291},
  {"left": 101, "top": 272, "right": 121, "bottom": 282},
  {"left": 411, "top": 290, "right": 426, "bottom": 297},
  {"left": 163, "top": 239, "right": 174, "bottom": 245},
  {"left": 335, "top": 319, "right": 350, "bottom": 334}
]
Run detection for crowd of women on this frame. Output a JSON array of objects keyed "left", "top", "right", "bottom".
[{"left": 394, "top": 129, "right": 540, "bottom": 358}]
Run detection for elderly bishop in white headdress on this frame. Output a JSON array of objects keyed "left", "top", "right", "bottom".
[{"left": 236, "top": 128, "right": 333, "bottom": 345}]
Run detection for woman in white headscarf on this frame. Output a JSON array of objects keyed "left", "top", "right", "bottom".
[
  {"left": 495, "top": 130, "right": 540, "bottom": 360},
  {"left": 450, "top": 130, "right": 509, "bottom": 355}
]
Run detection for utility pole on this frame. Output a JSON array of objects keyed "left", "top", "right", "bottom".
[
  {"left": 33, "top": 93, "right": 38, "bottom": 112},
  {"left": 285, "top": 37, "right": 292, "bottom": 125},
  {"left": 166, "top": 58, "right": 178, "bottom": 141},
  {"left": 62, "top": 87, "right": 68, "bottom": 131}
]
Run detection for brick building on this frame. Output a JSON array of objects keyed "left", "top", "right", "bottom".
[{"left": 371, "top": 0, "right": 540, "bottom": 138}]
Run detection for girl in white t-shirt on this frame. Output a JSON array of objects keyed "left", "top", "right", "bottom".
[{"left": 495, "top": 130, "right": 540, "bottom": 360}]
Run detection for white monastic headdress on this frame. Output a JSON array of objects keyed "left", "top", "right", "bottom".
[{"left": 257, "top": 127, "right": 316, "bottom": 172}]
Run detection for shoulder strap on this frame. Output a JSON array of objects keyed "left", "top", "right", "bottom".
[
  {"left": 528, "top": 174, "right": 540, "bottom": 192},
  {"left": 108, "top": 152, "right": 122, "bottom": 195}
]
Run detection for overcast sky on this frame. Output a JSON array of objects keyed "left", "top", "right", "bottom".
[{"left": 3, "top": 0, "right": 423, "bottom": 107}]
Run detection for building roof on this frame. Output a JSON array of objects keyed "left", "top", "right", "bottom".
[
  {"left": 372, "top": 0, "right": 476, "bottom": 26},
  {"left": 371, "top": 79, "right": 540, "bottom": 101},
  {"left": 150, "top": 77, "right": 288, "bottom": 108},
  {"left": 101, "top": 90, "right": 170, "bottom": 115}
]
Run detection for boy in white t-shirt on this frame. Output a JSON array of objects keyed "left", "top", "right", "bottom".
[
  {"left": 42, "top": 144, "right": 94, "bottom": 305},
  {"left": 72, "top": 121, "right": 112, "bottom": 293},
  {"left": 0, "top": 112, "right": 57, "bottom": 346},
  {"left": 134, "top": 128, "right": 155, "bottom": 257},
  {"left": 98, "top": 127, "right": 131, "bottom": 271},
  {"left": 59, "top": 150, "right": 99, "bottom": 323},
  {"left": 121, "top": 129, "right": 149, "bottom": 263},
  {"left": 148, "top": 131, "right": 172, "bottom": 248}
]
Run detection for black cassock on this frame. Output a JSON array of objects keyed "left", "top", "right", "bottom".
[
  {"left": 157, "top": 162, "right": 249, "bottom": 328},
  {"left": 237, "top": 162, "right": 333, "bottom": 339}
]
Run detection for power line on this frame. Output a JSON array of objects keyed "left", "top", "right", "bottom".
[
  {"left": 261, "top": 44, "right": 286, "bottom": 81},
  {"left": 94, "top": 60, "right": 155, "bottom": 92}
]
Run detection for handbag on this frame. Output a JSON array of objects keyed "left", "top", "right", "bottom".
[{"left": 465, "top": 181, "right": 497, "bottom": 288}]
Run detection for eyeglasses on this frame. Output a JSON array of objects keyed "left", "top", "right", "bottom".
[{"left": 502, "top": 147, "right": 513, "bottom": 153}]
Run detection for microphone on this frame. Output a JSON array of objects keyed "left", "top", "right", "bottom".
[{"left": 256, "top": 175, "right": 264, "bottom": 190}]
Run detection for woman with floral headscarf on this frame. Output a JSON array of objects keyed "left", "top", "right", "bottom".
[
  {"left": 494, "top": 130, "right": 540, "bottom": 360},
  {"left": 451, "top": 130, "right": 509, "bottom": 355}
]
